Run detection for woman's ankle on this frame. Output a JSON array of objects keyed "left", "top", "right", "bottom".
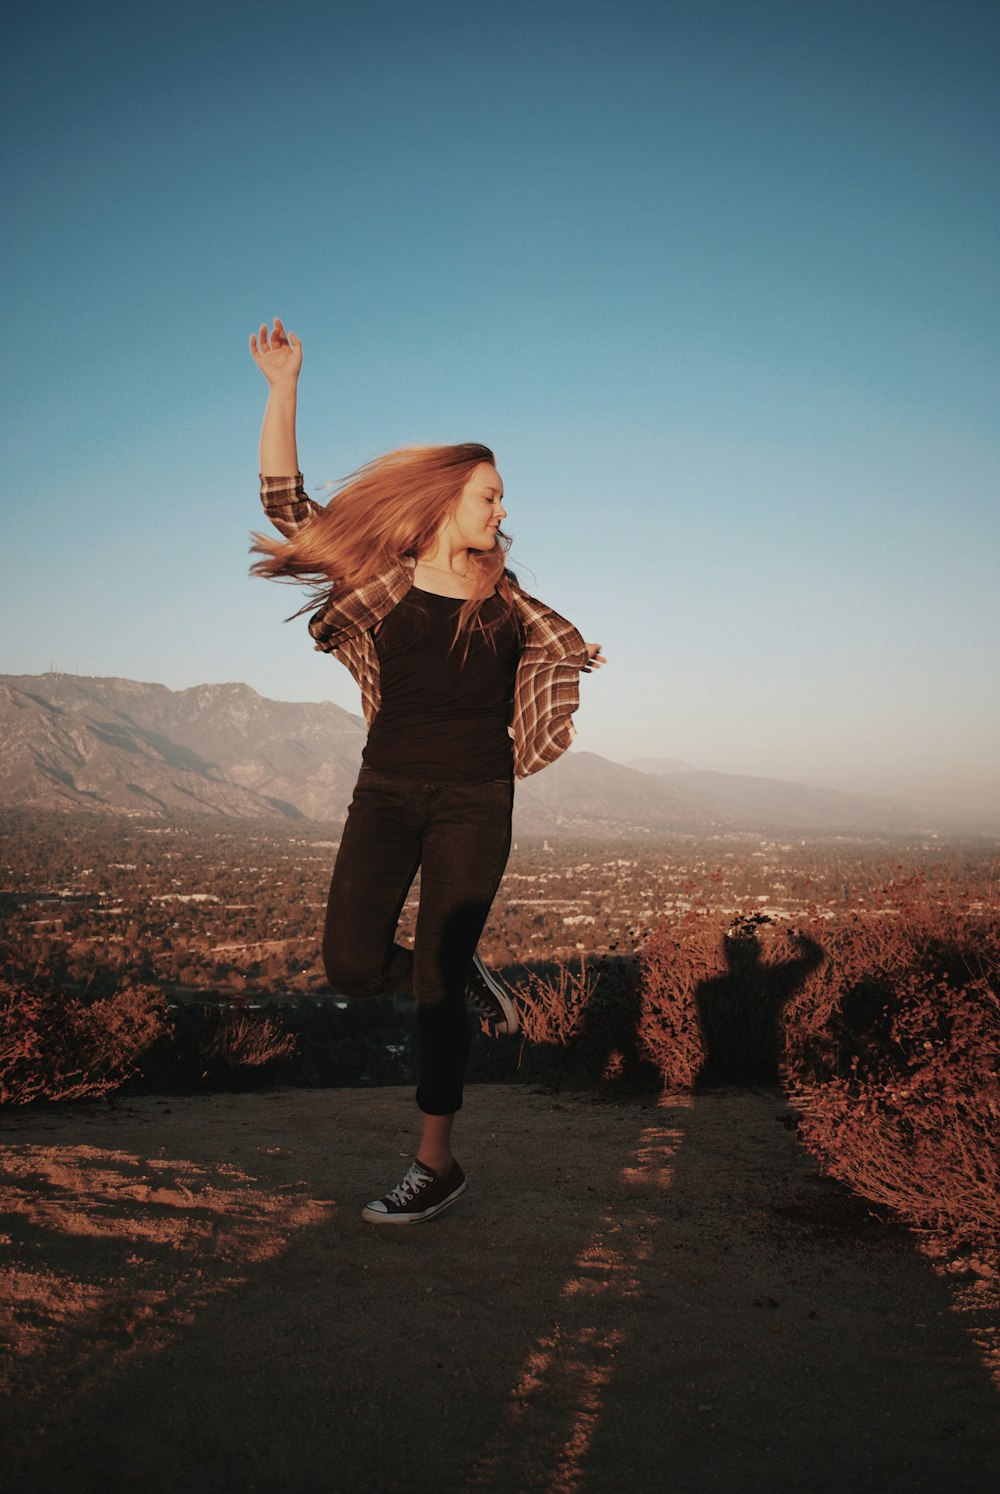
[{"left": 416, "top": 1150, "right": 454, "bottom": 1177}]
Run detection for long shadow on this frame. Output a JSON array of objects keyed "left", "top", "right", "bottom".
[
  {"left": 694, "top": 914, "right": 824, "bottom": 1085},
  {"left": 577, "top": 1090, "right": 1000, "bottom": 1494},
  {"left": 0, "top": 1090, "right": 660, "bottom": 1494},
  {"left": 502, "top": 951, "right": 663, "bottom": 1094},
  {"left": 3, "top": 1090, "right": 999, "bottom": 1494},
  {"left": 505, "top": 919, "right": 823, "bottom": 1097}
]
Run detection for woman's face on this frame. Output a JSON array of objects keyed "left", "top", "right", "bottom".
[{"left": 448, "top": 463, "right": 507, "bottom": 552}]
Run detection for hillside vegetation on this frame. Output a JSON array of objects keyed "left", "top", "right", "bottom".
[{"left": 1, "top": 813, "right": 997, "bottom": 1265}]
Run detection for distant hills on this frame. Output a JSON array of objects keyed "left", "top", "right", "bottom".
[
  {"left": 625, "top": 759, "right": 951, "bottom": 835},
  {"left": 0, "top": 673, "right": 989, "bottom": 837},
  {"left": 0, "top": 674, "right": 362, "bottom": 823}
]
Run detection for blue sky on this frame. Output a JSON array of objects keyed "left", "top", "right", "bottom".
[{"left": 3, "top": 0, "right": 998, "bottom": 812}]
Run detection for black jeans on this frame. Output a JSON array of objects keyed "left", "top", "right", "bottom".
[{"left": 322, "top": 767, "right": 514, "bottom": 1115}]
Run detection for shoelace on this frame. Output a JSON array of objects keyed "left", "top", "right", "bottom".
[
  {"left": 467, "top": 966, "right": 507, "bottom": 1018},
  {"left": 466, "top": 986, "right": 498, "bottom": 1019},
  {"left": 385, "top": 1163, "right": 432, "bottom": 1207}
]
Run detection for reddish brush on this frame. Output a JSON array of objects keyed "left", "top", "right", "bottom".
[
  {"left": 200, "top": 1006, "right": 296, "bottom": 1069},
  {"left": 782, "top": 879, "right": 1000, "bottom": 1243},
  {"left": 637, "top": 913, "right": 722, "bottom": 1087},
  {"left": 0, "top": 978, "right": 167, "bottom": 1104},
  {"left": 517, "top": 873, "right": 998, "bottom": 1251},
  {"left": 515, "top": 958, "right": 598, "bottom": 1052}
]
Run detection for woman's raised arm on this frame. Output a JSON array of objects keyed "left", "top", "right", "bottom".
[{"left": 250, "top": 318, "right": 303, "bottom": 476}]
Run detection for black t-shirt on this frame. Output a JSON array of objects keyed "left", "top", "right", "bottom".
[{"left": 362, "top": 588, "right": 522, "bottom": 782}]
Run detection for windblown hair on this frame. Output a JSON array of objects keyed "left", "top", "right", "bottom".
[{"left": 250, "top": 442, "right": 516, "bottom": 638}]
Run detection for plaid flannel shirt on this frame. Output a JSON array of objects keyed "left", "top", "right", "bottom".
[{"left": 260, "top": 474, "right": 590, "bottom": 778}]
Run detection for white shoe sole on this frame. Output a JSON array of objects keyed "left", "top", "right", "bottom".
[
  {"left": 361, "top": 1178, "right": 468, "bottom": 1225},
  {"left": 470, "top": 954, "right": 520, "bottom": 1036}
]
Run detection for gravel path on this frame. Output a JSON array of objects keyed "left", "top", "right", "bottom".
[{"left": 2, "top": 1085, "right": 998, "bottom": 1493}]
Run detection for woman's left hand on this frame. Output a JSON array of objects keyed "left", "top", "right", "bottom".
[{"left": 583, "top": 643, "right": 606, "bottom": 672}]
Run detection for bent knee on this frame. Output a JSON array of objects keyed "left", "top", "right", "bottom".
[
  {"left": 323, "top": 948, "right": 381, "bottom": 999},
  {"left": 324, "top": 966, "right": 382, "bottom": 1000},
  {"left": 323, "top": 941, "right": 412, "bottom": 1000}
]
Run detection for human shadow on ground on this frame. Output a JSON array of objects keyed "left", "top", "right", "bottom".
[
  {"left": 504, "top": 918, "right": 824, "bottom": 1095},
  {"left": 500, "top": 951, "right": 662, "bottom": 1093},
  {"left": 562, "top": 952, "right": 663, "bottom": 1089},
  {"left": 569, "top": 1090, "right": 1000, "bottom": 1494},
  {"left": 694, "top": 913, "right": 824, "bottom": 1085},
  {"left": 4, "top": 1094, "right": 998, "bottom": 1494}
]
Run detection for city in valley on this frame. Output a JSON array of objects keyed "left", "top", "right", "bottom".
[{"left": 2, "top": 811, "right": 996, "bottom": 1003}]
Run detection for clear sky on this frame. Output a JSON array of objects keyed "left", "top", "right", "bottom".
[{"left": 3, "top": 0, "right": 998, "bottom": 813}]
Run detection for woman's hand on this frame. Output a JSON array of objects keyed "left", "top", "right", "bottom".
[
  {"left": 253, "top": 319, "right": 302, "bottom": 475},
  {"left": 583, "top": 643, "right": 606, "bottom": 672},
  {"left": 250, "top": 318, "right": 302, "bottom": 387}
]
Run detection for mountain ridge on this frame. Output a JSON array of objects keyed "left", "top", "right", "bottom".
[{"left": 0, "top": 673, "right": 990, "bottom": 836}]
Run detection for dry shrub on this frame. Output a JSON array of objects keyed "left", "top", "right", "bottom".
[
  {"left": 782, "top": 880, "right": 1000, "bottom": 1243},
  {"left": 637, "top": 912, "right": 726, "bottom": 1086},
  {"left": 514, "top": 953, "right": 664, "bottom": 1089},
  {"left": 0, "top": 978, "right": 167, "bottom": 1104},
  {"left": 517, "top": 914, "right": 806, "bottom": 1090},
  {"left": 200, "top": 1006, "right": 296, "bottom": 1069},
  {"left": 514, "top": 875, "right": 998, "bottom": 1250},
  {"left": 638, "top": 912, "right": 824, "bottom": 1086},
  {"left": 515, "top": 958, "right": 597, "bottom": 1050}
]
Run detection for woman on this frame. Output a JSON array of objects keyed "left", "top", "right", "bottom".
[{"left": 249, "top": 318, "right": 605, "bottom": 1225}]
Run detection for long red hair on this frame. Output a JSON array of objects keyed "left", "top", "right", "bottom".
[{"left": 250, "top": 442, "right": 516, "bottom": 637}]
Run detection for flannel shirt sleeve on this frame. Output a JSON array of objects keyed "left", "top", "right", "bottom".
[
  {"left": 259, "top": 473, "right": 325, "bottom": 538},
  {"left": 510, "top": 593, "right": 591, "bottom": 778}
]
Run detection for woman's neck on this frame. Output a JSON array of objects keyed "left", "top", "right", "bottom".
[{"left": 413, "top": 538, "right": 476, "bottom": 598}]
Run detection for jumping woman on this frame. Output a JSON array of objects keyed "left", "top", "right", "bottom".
[{"left": 249, "top": 318, "right": 605, "bottom": 1224}]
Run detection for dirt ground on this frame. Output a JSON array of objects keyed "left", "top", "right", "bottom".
[{"left": 2, "top": 1084, "right": 999, "bottom": 1494}]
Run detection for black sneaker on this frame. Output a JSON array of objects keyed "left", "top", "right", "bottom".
[
  {"left": 465, "top": 952, "right": 520, "bottom": 1036},
  {"left": 361, "top": 1159, "right": 467, "bottom": 1225}
]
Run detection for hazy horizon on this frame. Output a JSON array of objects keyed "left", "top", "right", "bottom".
[{"left": 4, "top": 664, "right": 998, "bottom": 820}]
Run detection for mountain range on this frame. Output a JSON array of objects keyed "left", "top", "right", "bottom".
[{"left": 0, "top": 673, "right": 989, "bottom": 837}]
